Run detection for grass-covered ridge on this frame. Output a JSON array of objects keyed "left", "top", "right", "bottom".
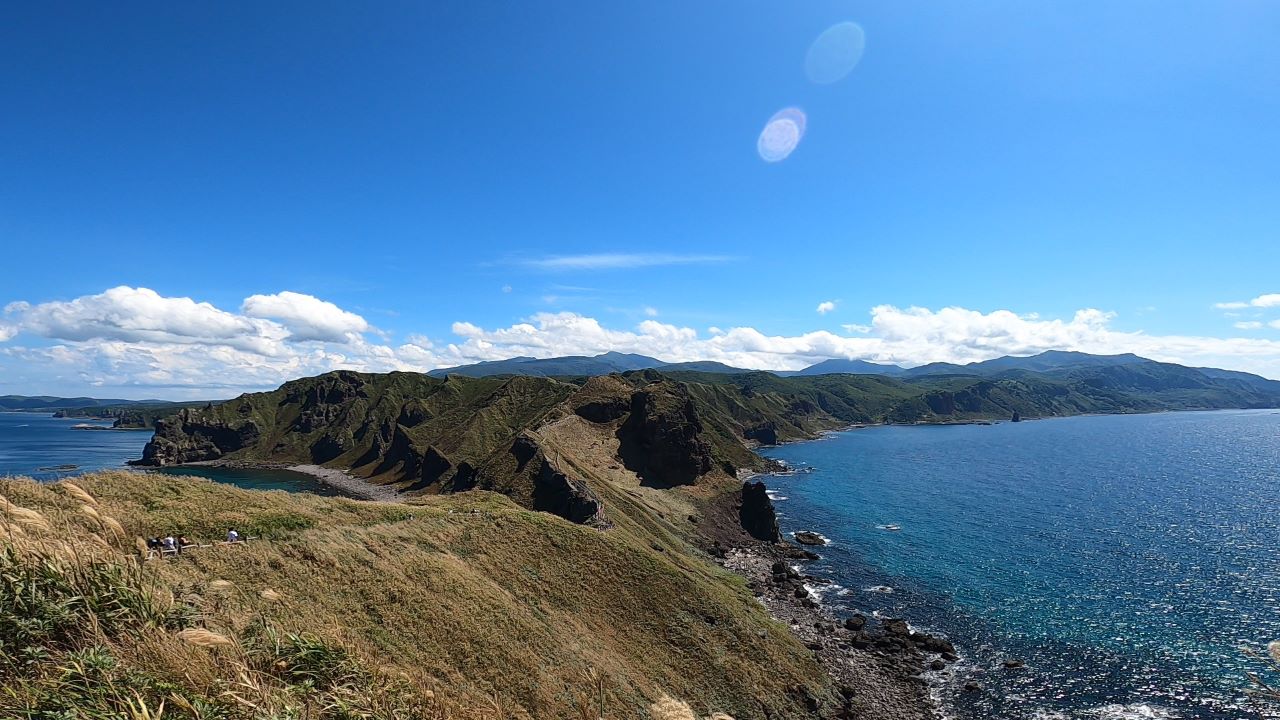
[
  {"left": 1, "top": 472, "right": 829, "bottom": 719},
  {"left": 129, "top": 365, "right": 1280, "bottom": 528}
]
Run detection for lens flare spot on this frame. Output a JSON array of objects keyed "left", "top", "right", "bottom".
[
  {"left": 805, "top": 21, "right": 866, "bottom": 84},
  {"left": 757, "top": 107, "right": 807, "bottom": 163}
]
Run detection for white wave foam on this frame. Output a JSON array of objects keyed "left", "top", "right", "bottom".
[
  {"left": 805, "top": 582, "right": 844, "bottom": 599},
  {"left": 1030, "top": 704, "right": 1176, "bottom": 720},
  {"left": 789, "top": 530, "right": 830, "bottom": 544}
]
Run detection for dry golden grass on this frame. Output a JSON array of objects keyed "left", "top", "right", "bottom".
[
  {"left": 2, "top": 470, "right": 828, "bottom": 718},
  {"left": 176, "top": 627, "right": 235, "bottom": 648}
]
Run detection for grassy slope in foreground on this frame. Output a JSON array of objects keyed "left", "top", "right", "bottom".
[{"left": 0, "top": 471, "right": 834, "bottom": 719}]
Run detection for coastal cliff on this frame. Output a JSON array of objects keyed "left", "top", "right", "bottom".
[
  {"left": 133, "top": 371, "right": 791, "bottom": 529},
  {"left": 133, "top": 363, "right": 1280, "bottom": 530},
  {"left": 117, "top": 365, "right": 1280, "bottom": 718}
]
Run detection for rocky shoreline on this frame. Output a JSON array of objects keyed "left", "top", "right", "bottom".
[{"left": 720, "top": 542, "right": 949, "bottom": 720}]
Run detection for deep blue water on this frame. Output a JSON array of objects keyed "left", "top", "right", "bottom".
[
  {"left": 0, "top": 412, "right": 346, "bottom": 495},
  {"left": 761, "top": 410, "right": 1280, "bottom": 720},
  {"left": 0, "top": 412, "right": 151, "bottom": 480}
]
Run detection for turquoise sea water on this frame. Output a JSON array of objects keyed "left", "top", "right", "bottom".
[
  {"left": 0, "top": 412, "right": 345, "bottom": 495},
  {"left": 761, "top": 410, "right": 1280, "bottom": 720}
]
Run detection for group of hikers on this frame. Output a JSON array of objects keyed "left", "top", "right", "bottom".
[{"left": 144, "top": 528, "right": 247, "bottom": 558}]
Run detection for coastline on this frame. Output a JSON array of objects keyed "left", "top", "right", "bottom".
[
  {"left": 161, "top": 459, "right": 402, "bottom": 502},
  {"left": 741, "top": 409, "right": 1280, "bottom": 720},
  {"left": 719, "top": 542, "right": 945, "bottom": 720}
]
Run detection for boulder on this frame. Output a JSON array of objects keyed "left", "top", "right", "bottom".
[
  {"left": 793, "top": 531, "right": 827, "bottom": 546},
  {"left": 883, "top": 619, "right": 910, "bottom": 637}
]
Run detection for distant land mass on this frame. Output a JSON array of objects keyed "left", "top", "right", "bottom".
[
  {"left": 10, "top": 351, "right": 1280, "bottom": 427},
  {"left": 0, "top": 397, "right": 215, "bottom": 431},
  {"left": 0, "top": 395, "right": 180, "bottom": 412}
]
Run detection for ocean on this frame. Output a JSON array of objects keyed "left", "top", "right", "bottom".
[
  {"left": 0, "top": 412, "right": 151, "bottom": 480},
  {"left": 0, "top": 412, "right": 343, "bottom": 495},
  {"left": 760, "top": 409, "right": 1280, "bottom": 719}
]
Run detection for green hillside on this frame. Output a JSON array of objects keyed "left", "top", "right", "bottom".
[{"left": 130, "top": 365, "right": 1280, "bottom": 528}]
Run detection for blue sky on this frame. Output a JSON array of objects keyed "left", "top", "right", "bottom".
[{"left": 2, "top": 2, "right": 1280, "bottom": 397}]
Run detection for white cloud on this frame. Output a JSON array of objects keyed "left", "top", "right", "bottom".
[
  {"left": 241, "top": 291, "right": 369, "bottom": 343},
  {"left": 519, "top": 253, "right": 732, "bottom": 271},
  {"left": 1271, "top": 320, "right": 1280, "bottom": 330},
  {"left": 429, "top": 305, "right": 1280, "bottom": 379},
  {"left": 6, "top": 287, "right": 1280, "bottom": 396},
  {"left": 1215, "top": 293, "right": 1280, "bottom": 311},
  {"left": 1235, "top": 321, "right": 1264, "bottom": 330},
  {"left": 643, "top": 306, "right": 659, "bottom": 317},
  {"left": 4, "top": 286, "right": 283, "bottom": 355},
  {"left": 816, "top": 301, "right": 837, "bottom": 315},
  {"left": 501, "top": 285, "right": 513, "bottom": 293}
]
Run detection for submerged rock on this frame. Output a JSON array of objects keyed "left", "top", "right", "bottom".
[{"left": 793, "top": 530, "right": 828, "bottom": 546}]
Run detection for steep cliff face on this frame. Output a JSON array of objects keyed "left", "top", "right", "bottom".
[
  {"left": 131, "top": 371, "right": 799, "bottom": 533},
  {"left": 135, "top": 407, "right": 262, "bottom": 466},
  {"left": 495, "top": 434, "right": 608, "bottom": 526},
  {"left": 617, "top": 381, "right": 717, "bottom": 487},
  {"left": 739, "top": 480, "right": 782, "bottom": 542}
]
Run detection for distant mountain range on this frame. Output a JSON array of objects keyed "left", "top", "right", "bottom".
[
  {"left": 425, "top": 351, "right": 748, "bottom": 378},
  {"left": 427, "top": 349, "right": 1280, "bottom": 389},
  {"left": 9, "top": 351, "right": 1279, "bottom": 414}
]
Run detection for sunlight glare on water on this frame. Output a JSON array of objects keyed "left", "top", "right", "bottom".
[
  {"left": 757, "top": 107, "right": 807, "bottom": 163},
  {"left": 805, "top": 22, "right": 866, "bottom": 84}
]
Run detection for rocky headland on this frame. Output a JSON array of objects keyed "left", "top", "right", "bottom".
[
  {"left": 122, "top": 368, "right": 965, "bottom": 716},
  {"left": 123, "top": 359, "right": 1280, "bottom": 718}
]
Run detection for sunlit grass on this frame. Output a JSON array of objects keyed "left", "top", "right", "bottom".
[{"left": 1, "top": 471, "right": 823, "bottom": 718}]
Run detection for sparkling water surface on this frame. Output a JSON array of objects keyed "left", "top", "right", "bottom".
[{"left": 761, "top": 410, "right": 1280, "bottom": 720}]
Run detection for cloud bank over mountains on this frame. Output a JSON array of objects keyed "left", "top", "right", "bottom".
[{"left": 4, "top": 286, "right": 1280, "bottom": 397}]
